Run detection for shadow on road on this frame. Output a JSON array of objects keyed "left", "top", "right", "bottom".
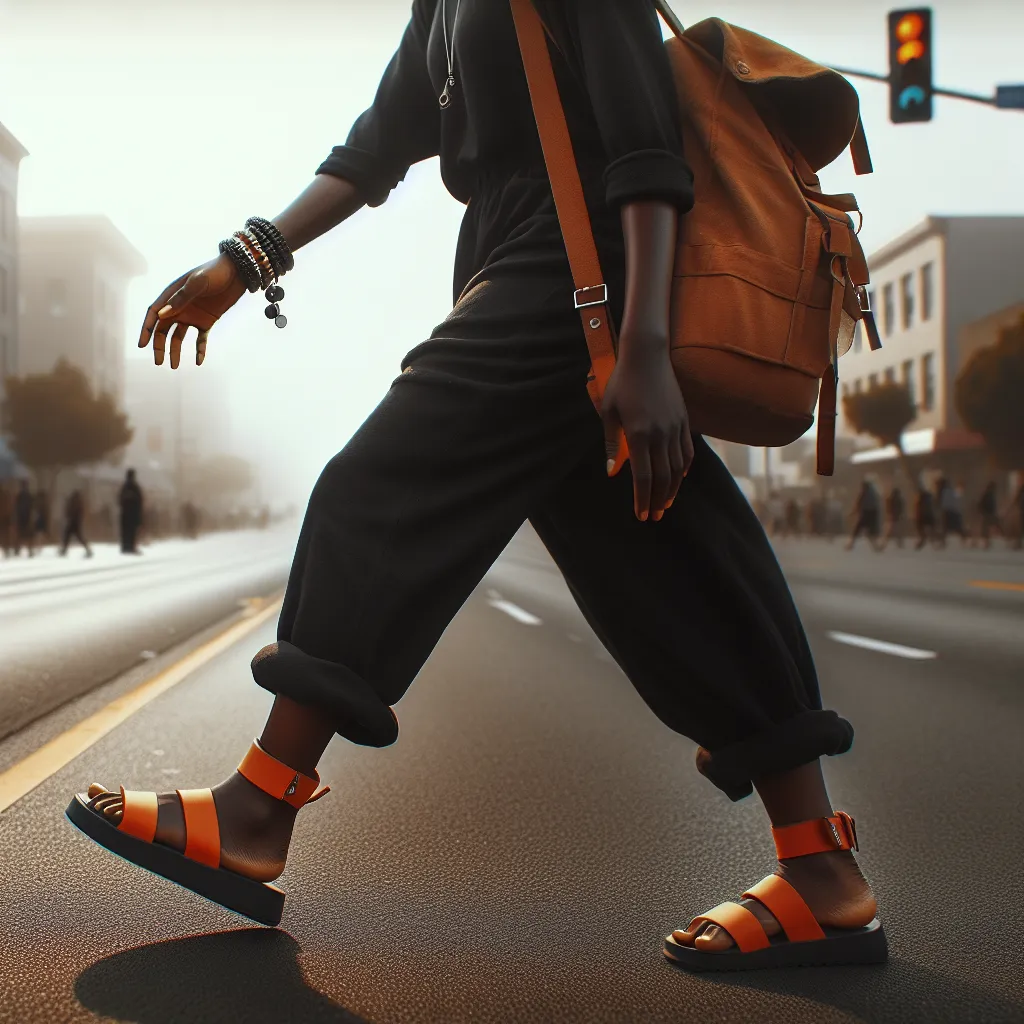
[
  {"left": 74, "top": 929, "right": 370, "bottom": 1024},
  {"left": 700, "top": 958, "right": 1024, "bottom": 1024}
]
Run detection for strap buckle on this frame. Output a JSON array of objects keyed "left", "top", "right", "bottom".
[{"left": 574, "top": 284, "right": 608, "bottom": 309}]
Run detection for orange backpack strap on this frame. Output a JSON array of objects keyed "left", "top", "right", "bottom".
[
  {"left": 849, "top": 116, "right": 873, "bottom": 175},
  {"left": 176, "top": 788, "right": 221, "bottom": 868},
  {"left": 509, "top": 0, "right": 627, "bottom": 473}
]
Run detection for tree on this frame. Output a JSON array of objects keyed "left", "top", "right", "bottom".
[
  {"left": 842, "top": 380, "right": 917, "bottom": 484},
  {"left": 1, "top": 360, "right": 133, "bottom": 501},
  {"left": 954, "top": 313, "right": 1024, "bottom": 470}
]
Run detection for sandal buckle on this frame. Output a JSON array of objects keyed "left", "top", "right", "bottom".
[
  {"left": 285, "top": 773, "right": 299, "bottom": 797},
  {"left": 827, "top": 818, "right": 843, "bottom": 848}
]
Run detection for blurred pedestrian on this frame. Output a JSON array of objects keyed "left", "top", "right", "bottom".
[
  {"left": 118, "top": 469, "right": 144, "bottom": 554},
  {"left": 914, "top": 478, "right": 938, "bottom": 550},
  {"left": 60, "top": 489, "right": 93, "bottom": 558},
  {"left": 937, "top": 478, "right": 967, "bottom": 548},
  {"left": 1011, "top": 480, "right": 1024, "bottom": 551},
  {"left": 33, "top": 488, "right": 51, "bottom": 546},
  {"left": 846, "top": 478, "right": 882, "bottom": 551},
  {"left": 182, "top": 500, "right": 200, "bottom": 539},
  {"left": 881, "top": 485, "right": 906, "bottom": 549},
  {"left": 977, "top": 482, "right": 1003, "bottom": 550},
  {"left": 0, "top": 482, "right": 12, "bottom": 557},
  {"left": 14, "top": 480, "right": 35, "bottom": 557},
  {"left": 783, "top": 497, "right": 802, "bottom": 539}
]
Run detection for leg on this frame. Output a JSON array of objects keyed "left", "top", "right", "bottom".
[
  {"left": 85, "top": 260, "right": 601, "bottom": 887},
  {"left": 529, "top": 435, "right": 872, "bottom": 956}
]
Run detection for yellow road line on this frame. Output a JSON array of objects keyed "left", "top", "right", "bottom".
[
  {"left": 970, "top": 580, "right": 1024, "bottom": 593},
  {"left": 0, "top": 597, "right": 282, "bottom": 814}
]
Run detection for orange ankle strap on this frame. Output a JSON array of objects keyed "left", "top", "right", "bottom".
[
  {"left": 772, "top": 810, "right": 858, "bottom": 859},
  {"left": 237, "top": 738, "right": 330, "bottom": 810}
]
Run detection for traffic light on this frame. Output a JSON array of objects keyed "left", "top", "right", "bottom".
[{"left": 888, "top": 8, "right": 933, "bottom": 123}]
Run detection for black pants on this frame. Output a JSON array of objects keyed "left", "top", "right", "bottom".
[
  {"left": 61, "top": 520, "right": 91, "bottom": 554},
  {"left": 120, "top": 517, "right": 139, "bottom": 553},
  {"left": 252, "top": 171, "right": 853, "bottom": 802}
]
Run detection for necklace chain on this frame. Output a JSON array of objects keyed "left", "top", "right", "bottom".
[{"left": 439, "top": 0, "right": 463, "bottom": 109}]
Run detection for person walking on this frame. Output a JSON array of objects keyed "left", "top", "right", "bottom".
[
  {"left": 846, "top": 478, "right": 882, "bottom": 551},
  {"left": 914, "top": 478, "right": 938, "bottom": 550},
  {"left": 881, "top": 485, "right": 905, "bottom": 549},
  {"left": 0, "top": 482, "right": 12, "bottom": 557},
  {"left": 977, "top": 482, "right": 1002, "bottom": 550},
  {"left": 32, "top": 488, "right": 51, "bottom": 548},
  {"left": 68, "top": 0, "right": 881, "bottom": 971},
  {"left": 13, "top": 480, "right": 35, "bottom": 557},
  {"left": 59, "top": 489, "right": 93, "bottom": 558},
  {"left": 118, "top": 469, "right": 144, "bottom": 554},
  {"left": 1011, "top": 480, "right": 1024, "bottom": 551}
]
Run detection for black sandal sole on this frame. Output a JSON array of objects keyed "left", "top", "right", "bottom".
[
  {"left": 663, "top": 918, "right": 888, "bottom": 971},
  {"left": 65, "top": 794, "right": 285, "bottom": 927}
]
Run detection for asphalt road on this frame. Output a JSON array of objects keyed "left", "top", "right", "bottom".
[
  {"left": 0, "top": 526, "right": 1022, "bottom": 1023},
  {"left": 0, "top": 528, "right": 294, "bottom": 742}
]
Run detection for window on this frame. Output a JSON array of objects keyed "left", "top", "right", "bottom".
[
  {"left": 884, "top": 366, "right": 896, "bottom": 384},
  {"left": 869, "top": 373, "right": 878, "bottom": 389},
  {"left": 47, "top": 278, "right": 68, "bottom": 317},
  {"left": 921, "top": 353, "right": 936, "bottom": 411},
  {"left": 0, "top": 265, "right": 7, "bottom": 315},
  {"left": 882, "top": 282, "right": 895, "bottom": 336},
  {"left": 920, "top": 262, "right": 934, "bottom": 321},
  {"left": 901, "top": 359, "right": 915, "bottom": 406},
  {"left": 900, "top": 272, "right": 914, "bottom": 329}
]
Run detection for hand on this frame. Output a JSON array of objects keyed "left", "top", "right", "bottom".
[
  {"left": 139, "top": 252, "right": 247, "bottom": 369},
  {"left": 601, "top": 347, "right": 694, "bottom": 522}
]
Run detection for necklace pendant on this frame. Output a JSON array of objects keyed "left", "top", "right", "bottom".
[{"left": 439, "top": 75, "right": 455, "bottom": 109}]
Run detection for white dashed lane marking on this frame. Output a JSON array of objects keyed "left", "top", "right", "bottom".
[
  {"left": 487, "top": 599, "right": 543, "bottom": 626},
  {"left": 827, "top": 631, "right": 937, "bottom": 660}
]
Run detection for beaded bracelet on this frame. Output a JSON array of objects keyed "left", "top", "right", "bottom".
[
  {"left": 246, "top": 216, "right": 294, "bottom": 273},
  {"left": 246, "top": 222, "right": 287, "bottom": 281},
  {"left": 218, "top": 236, "right": 263, "bottom": 293},
  {"left": 236, "top": 230, "right": 275, "bottom": 290}
]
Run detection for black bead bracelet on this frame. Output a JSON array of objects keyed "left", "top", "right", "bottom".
[
  {"left": 218, "top": 236, "right": 262, "bottom": 293},
  {"left": 246, "top": 216, "right": 294, "bottom": 273}
]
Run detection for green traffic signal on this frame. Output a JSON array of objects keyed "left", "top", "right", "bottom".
[{"left": 889, "top": 7, "right": 933, "bottom": 123}]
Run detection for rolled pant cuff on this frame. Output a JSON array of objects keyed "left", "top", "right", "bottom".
[
  {"left": 251, "top": 641, "right": 399, "bottom": 748},
  {"left": 696, "top": 710, "right": 854, "bottom": 802}
]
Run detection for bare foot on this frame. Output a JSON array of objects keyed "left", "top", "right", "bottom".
[
  {"left": 672, "top": 849, "right": 877, "bottom": 952},
  {"left": 86, "top": 771, "right": 298, "bottom": 882}
]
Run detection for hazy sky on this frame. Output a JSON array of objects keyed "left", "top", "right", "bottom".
[{"left": 1, "top": 0, "right": 1022, "bottom": 503}]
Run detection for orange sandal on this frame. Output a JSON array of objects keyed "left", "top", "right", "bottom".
[
  {"left": 64, "top": 738, "right": 329, "bottom": 927},
  {"left": 663, "top": 811, "right": 887, "bottom": 971}
]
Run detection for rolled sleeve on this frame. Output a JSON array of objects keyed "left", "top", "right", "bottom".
[
  {"left": 316, "top": 0, "right": 440, "bottom": 208},
  {"left": 565, "top": 0, "right": 694, "bottom": 212}
]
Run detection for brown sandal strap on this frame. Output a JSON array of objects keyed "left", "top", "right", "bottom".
[
  {"left": 237, "top": 738, "right": 330, "bottom": 809},
  {"left": 772, "top": 810, "right": 858, "bottom": 859}
]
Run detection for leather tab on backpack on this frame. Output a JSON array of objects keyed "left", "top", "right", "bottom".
[
  {"left": 816, "top": 364, "right": 837, "bottom": 477},
  {"left": 850, "top": 116, "right": 873, "bottom": 175}
]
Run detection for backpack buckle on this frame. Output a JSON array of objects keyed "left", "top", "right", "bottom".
[{"left": 574, "top": 284, "right": 608, "bottom": 309}]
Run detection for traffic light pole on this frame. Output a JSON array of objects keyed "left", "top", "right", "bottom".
[{"left": 829, "top": 65, "right": 1024, "bottom": 110}]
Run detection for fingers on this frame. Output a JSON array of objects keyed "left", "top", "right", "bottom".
[
  {"left": 196, "top": 329, "right": 209, "bottom": 366},
  {"left": 168, "top": 322, "right": 190, "bottom": 370},
  {"left": 648, "top": 436, "right": 673, "bottom": 522},
  {"left": 152, "top": 317, "right": 171, "bottom": 366},
  {"left": 629, "top": 439, "right": 653, "bottom": 522},
  {"left": 138, "top": 278, "right": 182, "bottom": 349},
  {"left": 602, "top": 408, "right": 626, "bottom": 477}
]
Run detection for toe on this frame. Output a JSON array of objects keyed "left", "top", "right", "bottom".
[
  {"left": 87, "top": 783, "right": 108, "bottom": 799},
  {"left": 694, "top": 924, "right": 735, "bottom": 951}
]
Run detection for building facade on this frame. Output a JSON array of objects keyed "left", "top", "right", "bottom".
[
  {"left": 17, "top": 216, "right": 146, "bottom": 406},
  {"left": 0, "top": 121, "right": 28, "bottom": 394},
  {"left": 838, "top": 216, "right": 1024, "bottom": 452}
]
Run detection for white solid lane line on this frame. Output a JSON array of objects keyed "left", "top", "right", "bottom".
[
  {"left": 487, "top": 598, "right": 543, "bottom": 626},
  {"left": 827, "top": 631, "right": 937, "bottom": 660}
]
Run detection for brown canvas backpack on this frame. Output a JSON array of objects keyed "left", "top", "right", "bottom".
[{"left": 510, "top": 0, "right": 883, "bottom": 476}]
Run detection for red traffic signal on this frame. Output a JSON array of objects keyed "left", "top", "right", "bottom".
[{"left": 888, "top": 8, "right": 933, "bottom": 123}]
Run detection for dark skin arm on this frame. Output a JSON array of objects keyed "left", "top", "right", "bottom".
[
  {"left": 603, "top": 199, "right": 694, "bottom": 522},
  {"left": 139, "top": 175, "right": 366, "bottom": 368}
]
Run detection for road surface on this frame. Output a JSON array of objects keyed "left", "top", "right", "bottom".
[{"left": 0, "top": 525, "right": 1021, "bottom": 1023}]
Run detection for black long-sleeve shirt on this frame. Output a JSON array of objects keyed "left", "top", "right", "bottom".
[{"left": 317, "top": 0, "right": 694, "bottom": 214}]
